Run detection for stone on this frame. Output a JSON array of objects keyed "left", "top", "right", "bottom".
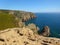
[
  {"left": 26, "top": 23, "right": 39, "bottom": 34},
  {"left": 41, "top": 26, "right": 50, "bottom": 37}
]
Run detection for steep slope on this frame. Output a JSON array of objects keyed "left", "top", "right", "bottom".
[{"left": 0, "top": 27, "right": 60, "bottom": 45}]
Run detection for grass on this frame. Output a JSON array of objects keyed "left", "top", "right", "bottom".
[{"left": 0, "top": 12, "right": 19, "bottom": 30}]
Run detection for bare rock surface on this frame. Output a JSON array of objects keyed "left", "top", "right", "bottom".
[
  {"left": 41, "top": 26, "right": 50, "bottom": 37},
  {"left": 0, "top": 27, "right": 60, "bottom": 45},
  {"left": 26, "top": 23, "right": 39, "bottom": 34}
]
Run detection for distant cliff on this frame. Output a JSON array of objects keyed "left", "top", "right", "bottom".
[
  {"left": 0, "top": 9, "right": 36, "bottom": 21},
  {"left": 0, "top": 9, "right": 36, "bottom": 30}
]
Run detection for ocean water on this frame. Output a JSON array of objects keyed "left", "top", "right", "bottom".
[{"left": 25, "top": 13, "right": 60, "bottom": 38}]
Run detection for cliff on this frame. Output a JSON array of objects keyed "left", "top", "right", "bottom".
[
  {"left": 0, "top": 27, "right": 60, "bottom": 45},
  {"left": 0, "top": 9, "right": 36, "bottom": 22},
  {"left": 0, "top": 9, "right": 36, "bottom": 30},
  {"left": 0, "top": 9, "right": 60, "bottom": 45}
]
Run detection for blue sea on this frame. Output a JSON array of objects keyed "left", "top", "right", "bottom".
[{"left": 25, "top": 13, "right": 60, "bottom": 38}]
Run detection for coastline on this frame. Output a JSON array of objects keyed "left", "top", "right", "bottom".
[{"left": 0, "top": 10, "right": 60, "bottom": 45}]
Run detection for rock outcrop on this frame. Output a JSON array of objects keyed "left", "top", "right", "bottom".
[
  {"left": 0, "top": 27, "right": 60, "bottom": 45},
  {"left": 14, "top": 11, "right": 36, "bottom": 22},
  {"left": 26, "top": 23, "right": 39, "bottom": 34},
  {"left": 40, "top": 26, "right": 50, "bottom": 37}
]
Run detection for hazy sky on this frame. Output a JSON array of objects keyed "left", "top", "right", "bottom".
[{"left": 0, "top": 0, "right": 60, "bottom": 12}]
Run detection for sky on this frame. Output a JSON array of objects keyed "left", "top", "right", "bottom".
[{"left": 0, "top": 0, "right": 60, "bottom": 12}]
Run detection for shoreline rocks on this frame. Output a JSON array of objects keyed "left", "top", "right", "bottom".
[
  {"left": 22, "top": 13, "right": 36, "bottom": 22},
  {"left": 40, "top": 26, "right": 50, "bottom": 37}
]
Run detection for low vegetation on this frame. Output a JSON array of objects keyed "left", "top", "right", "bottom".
[{"left": 0, "top": 12, "right": 19, "bottom": 30}]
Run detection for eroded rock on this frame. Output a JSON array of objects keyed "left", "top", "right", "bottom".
[
  {"left": 41, "top": 26, "right": 50, "bottom": 37},
  {"left": 26, "top": 23, "right": 39, "bottom": 34}
]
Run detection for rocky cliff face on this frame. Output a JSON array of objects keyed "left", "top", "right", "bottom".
[
  {"left": 0, "top": 9, "right": 36, "bottom": 29},
  {"left": 0, "top": 10, "right": 36, "bottom": 22},
  {"left": 0, "top": 27, "right": 60, "bottom": 45},
  {"left": 13, "top": 11, "right": 36, "bottom": 22}
]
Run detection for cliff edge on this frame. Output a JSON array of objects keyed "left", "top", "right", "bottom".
[{"left": 0, "top": 27, "right": 60, "bottom": 45}]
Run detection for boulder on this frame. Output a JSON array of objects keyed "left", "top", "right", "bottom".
[
  {"left": 41, "top": 26, "right": 50, "bottom": 37},
  {"left": 26, "top": 23, "right": 39, "bottom": 34}
]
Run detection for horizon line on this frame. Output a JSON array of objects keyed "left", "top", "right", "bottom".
[{"left": 0, "top": 8, "right": 60, "bottom": 13}]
